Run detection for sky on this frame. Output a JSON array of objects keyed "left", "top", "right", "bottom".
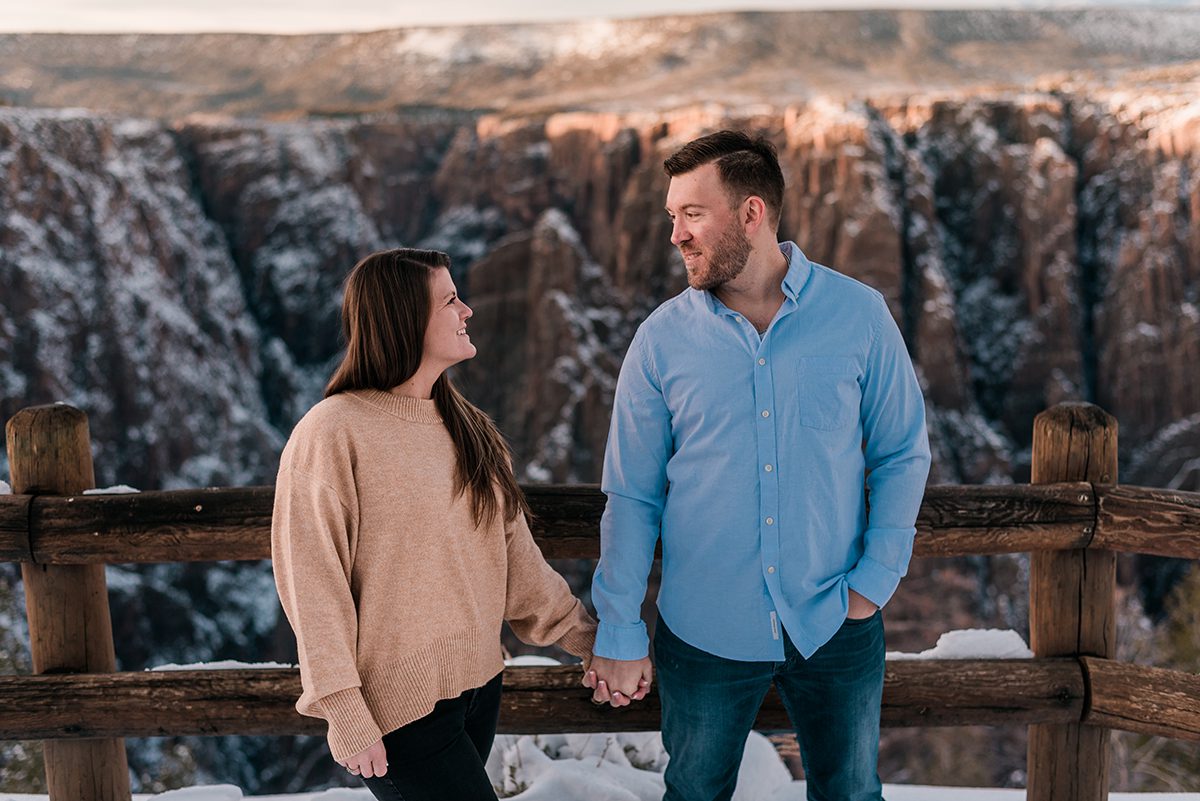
[{"left": 3, "top": 0, "right": 1193, "bottom": 34}]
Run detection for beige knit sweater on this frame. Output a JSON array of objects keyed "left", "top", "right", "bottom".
[{"left": 271, "top": 388, "right": 596, "bottom": 761}]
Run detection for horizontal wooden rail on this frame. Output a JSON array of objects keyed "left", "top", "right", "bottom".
[
  {"left": 0, "top": 492, "right": 31, "bottom": 561},
  {"left": 0, "top": 482, "right": 1115, "bottom": 564},
  {"left": 11, "top": 658, "right": 1194, "bottom": 741},
  {"left": 1082, "top": 657, "right": 1200, "bottom": 741},
  {"left": 1, "top": 483, "right": 1196, "bottom": 563},
  {"left": 0, "top": 659, "right": 1083, "bottom": 739},
  {"left": 1093, "top": 485, "right": 1200, "bottom": 559}
]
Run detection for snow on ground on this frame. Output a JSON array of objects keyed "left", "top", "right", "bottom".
[
  {"left": 0, "top": 480, "right": 10, "bottom": 494},
  {"left": 3, "top": 732, "right": 1199, "bottom": 801}
]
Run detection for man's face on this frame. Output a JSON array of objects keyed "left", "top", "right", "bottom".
[{"left": 665, "top": 162, "right": 751, "bottom": 292}]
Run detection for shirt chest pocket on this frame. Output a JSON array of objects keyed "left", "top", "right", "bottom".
[{"left": 797, "top": 356, "right": 861, "bottom": 430}]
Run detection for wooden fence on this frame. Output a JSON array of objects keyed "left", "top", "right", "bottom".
[{"left": 1, "top": 401, "right": 1199, "bottom": 801}]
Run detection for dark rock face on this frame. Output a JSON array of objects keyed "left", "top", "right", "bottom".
[
  {"left": 2, "top": 85, "right": 1199, "bottom": 493},
  {"left": 0, "top": 110, "right": 280, "bottom": 488},
  {"left": 459, "top": 209, "right": 628, "bottom": 483},
  {"left": 880, "top": 96, "right": 1088, "bottom": 476},
  {"left": 1082, "top": 99, "right": 1200, "bottom": 453}
]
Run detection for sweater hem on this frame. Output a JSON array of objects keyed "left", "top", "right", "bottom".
[{"left": 359, "top": 626, "right": 506, "bottom": 738}]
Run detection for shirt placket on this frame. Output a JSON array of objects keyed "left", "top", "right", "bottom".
[
  {"left": 724, "top": 309, "right": 786, "bottom": 646},
  {"left": 753, "top": 332, "right": 783, "bottom": 642}
]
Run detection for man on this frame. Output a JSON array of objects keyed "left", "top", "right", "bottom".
[{"left": 583, "top": 130, "right": 931, "bottom": 801}]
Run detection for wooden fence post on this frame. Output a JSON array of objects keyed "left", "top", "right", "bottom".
[
  {"left": 1027, "top": 402, "right": 1117, "bottom": 801},
  {"left": 6, "top": 404, "right": 131, "bottom": 801}
]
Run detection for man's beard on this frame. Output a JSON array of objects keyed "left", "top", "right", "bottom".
[{"left": 683, "top": 223, "right": 752, "bottom": 291}]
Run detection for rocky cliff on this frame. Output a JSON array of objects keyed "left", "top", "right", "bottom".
[
  {"left": 6, "top": 74, "right": 1199, "bottom": 490},
  {"left": 3, "top": 58, "right": 1200, "bottom": 796}
]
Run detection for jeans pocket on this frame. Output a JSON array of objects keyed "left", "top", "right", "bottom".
[{"left": 842, "top": 609, "right": 881, "bottom": 627}]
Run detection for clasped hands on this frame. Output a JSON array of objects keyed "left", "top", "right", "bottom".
[{"left": 582, "top": 655, "right": 653, "bottom": 708}]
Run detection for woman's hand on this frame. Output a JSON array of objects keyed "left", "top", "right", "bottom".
[{"left": 338, "top": 740, "right": 388, "bottom": 778}]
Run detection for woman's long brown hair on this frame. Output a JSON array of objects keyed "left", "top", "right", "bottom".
[{"left": 325, "top": 248, "right": 530, "bottom": 528}]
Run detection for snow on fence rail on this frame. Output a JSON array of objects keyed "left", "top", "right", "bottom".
[{"left": 1, "top": 401, "right": 1199, "bottom": 801}]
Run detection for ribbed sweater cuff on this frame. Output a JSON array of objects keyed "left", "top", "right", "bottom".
[
  {"left": 319, "top": 687, "right": 384, "bottom": 762},
  {"left": 556, "top": 622, "right": 597, "bottom": 662}
]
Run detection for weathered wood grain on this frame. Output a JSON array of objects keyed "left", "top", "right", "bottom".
[
  {"left": 0, "top": 482, "right": 1114, "bottom": 564},
  {"left": 1027, "top": 402, "right": 1117, "bottom": 801},
  {"left": 6, "top": 403, "right": 130, "bottom": 801},
  {"left": 1083, "top": 657, "right": 1200, "bottom": 741},
  {"left": 0, "top": 660, "right": 1084, "bottom": 739},
  {"left": 1093, "top": 484, "right": 1200, "bottom": 559},
  {"left": 0, "top": 495, "right": 33, "bottom": 561}
]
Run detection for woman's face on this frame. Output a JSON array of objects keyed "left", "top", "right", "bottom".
[{"left": 422, "top": 267, "right": 476, "bottom": 371}]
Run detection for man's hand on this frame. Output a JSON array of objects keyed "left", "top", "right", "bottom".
[
  {"left": 848, "top": 588, "right": 879, "bottom": 620},
  {"left": 582, "top": 655, "right": 652, "bottom": 707},
  {"left": 337, "top": 739, "right": 388, "bottom": 778}
]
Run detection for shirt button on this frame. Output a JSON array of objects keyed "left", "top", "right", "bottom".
[
  {"left": 761, "top": 410, "right": 770, "bottom": 418},
  {"left": 768, "top": 566, "right": 776, "bottom": 574},
  {"left": 758, "top": 358, "right": 766, "bottom": 365},
  {"left": 766, "top": 517, "right": 774, "bottom": 525},
  {"left": 764, "top": 464, "right": 773, "bottom": 472}
]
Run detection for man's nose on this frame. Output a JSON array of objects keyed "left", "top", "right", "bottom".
[
  {"left": 461, "top": 302, "right": 473, "bottom": 320},
  {"left": 670, "top": 220, "right": 690, "bottom": 246}
]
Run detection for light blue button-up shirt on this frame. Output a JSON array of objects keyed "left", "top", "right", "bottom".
[{"left": 592, "top": 242, "right": 931, "bottom": 662}]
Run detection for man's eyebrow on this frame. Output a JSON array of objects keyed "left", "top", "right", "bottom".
[
  {"left": 443, "top": 290, "right": 457, "bottom": 300},
  {"left": 665, "top": 203, "right": 706, "bottom": 213}
]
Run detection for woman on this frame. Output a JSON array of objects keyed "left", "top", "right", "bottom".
[{"left": 271, "top": 248, "right": 597, "bottom": 800}]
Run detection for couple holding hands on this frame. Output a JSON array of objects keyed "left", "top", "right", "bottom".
[{"left": 271, "top": 131, "right": 931, "bottom": 801}]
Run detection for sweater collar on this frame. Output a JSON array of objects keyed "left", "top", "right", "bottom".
[{"left": 352, "top": 388, "right": 444, "bottom": 424}]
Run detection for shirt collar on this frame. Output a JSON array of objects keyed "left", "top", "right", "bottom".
[
  {"left": 698, "top": 241, "right": 813, "bottom": 315},
  {"left": 779, "top": 241, "right": 812, "bottom": 301}
]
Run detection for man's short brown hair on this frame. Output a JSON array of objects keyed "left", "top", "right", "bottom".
[{"left": 664, "top": 130, "right": 785, "bottom": 229}]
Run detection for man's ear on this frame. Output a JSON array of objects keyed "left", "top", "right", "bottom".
[{"left": 743, "top": 195, "right": 769, "bottom": 234}]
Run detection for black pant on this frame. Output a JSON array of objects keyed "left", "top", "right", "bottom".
[{"left": 361, "top": 671, "right": 503, "bottom": 801}]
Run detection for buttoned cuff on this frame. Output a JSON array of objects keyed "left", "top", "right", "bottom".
[
  {"left": 593, "top": 620, "right": 649, "bottom": 660},
  {"left": 846, "top": 554, "right": 901, "bottom": 609}
]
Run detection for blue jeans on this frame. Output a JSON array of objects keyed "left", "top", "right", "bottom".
[
  {"left": 653, "top": 611, "right": 885, "bottom": 801},
  {"left": 360, "top": 671, "right": 502, "bottom": 801}
]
